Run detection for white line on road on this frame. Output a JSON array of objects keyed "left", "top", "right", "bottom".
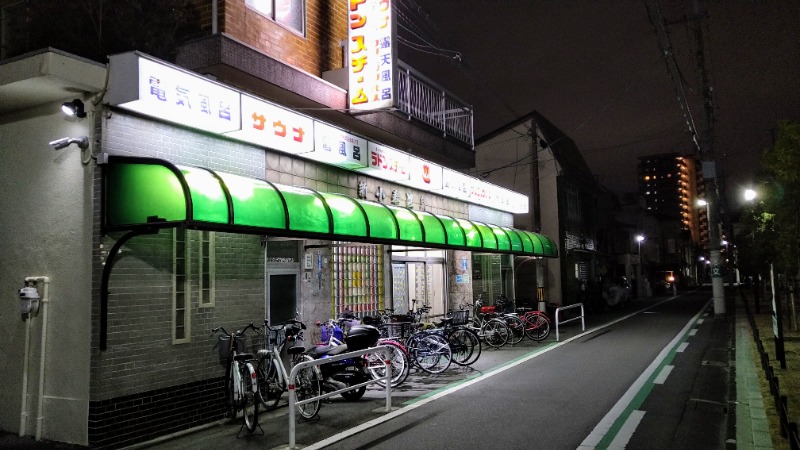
[
  {"left": 653, "top": 365, "right": 674, "bottom": 384},
  {"left": 607, "top": 410, "right": 646, "bottom": 449},
  {"left": 577, "top": 299, "right": 712, "bottom": 449},
  {"left": 689, "top": 328, "right": 698, "bottom": 336},
  {"left": 676, "top": 342, "right": 689, "bottom": 353}
]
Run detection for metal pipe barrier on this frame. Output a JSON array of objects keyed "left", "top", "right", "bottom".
[
  {"left": 287, "top": 345, "right": 392, "bottom": 449},
  {"left": 554, "top": 303, "right": 585, "bottom": 341}
]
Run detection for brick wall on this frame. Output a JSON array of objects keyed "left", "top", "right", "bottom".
[{"left": 221, "top": 0, "right": 347, "bottom": 75}]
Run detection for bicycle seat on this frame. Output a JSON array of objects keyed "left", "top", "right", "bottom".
[
  {"left": 287, "top": 345, "right": 305, "bottom": 355},
  {"left": 306, "top": 343, "right": 350, "bottom": 358},
  {"left": 234, "top": 353, "right": 254, "bottom": 362}
]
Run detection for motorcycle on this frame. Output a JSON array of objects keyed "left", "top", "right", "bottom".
[{"left": 304, "top": 323, "right": 381, "bottom": 401}]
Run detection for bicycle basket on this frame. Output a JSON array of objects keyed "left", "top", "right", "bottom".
[
  {"left": 217, "top": 335, "right": 247, "bottom": 367},
  {"left": 447, "top": 309, "right": 469, "bottom": 326}
]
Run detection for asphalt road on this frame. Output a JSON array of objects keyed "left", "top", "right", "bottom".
[{"left": 129, "top": 289, "right": 732, "bottom": 450}]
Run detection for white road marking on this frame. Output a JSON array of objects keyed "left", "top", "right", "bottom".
[
  {"left": 653, "top": 365, "right": 674, "bottom": 384},
  {"left": 676, "top": 342, "right": 689, "bottom": 352},
  {"left": 689, "top": 328, "right": 698, "bottom": 336},
  {"left": 577, "top": 300, "right": 711, "bottom": 449},
  {"left": 607, "top": 410, "right": 646, "bottom": 449}
]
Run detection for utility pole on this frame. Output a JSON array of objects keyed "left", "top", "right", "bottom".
[
  {"left": 645, "top": 0, "right": 725, "bottom": 314},
  {"left": 690, "top": 0, "right": 725, "bottom": 315}
]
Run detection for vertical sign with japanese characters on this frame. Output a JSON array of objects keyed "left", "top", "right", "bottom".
[
  {"left": 310, "top": 121, "right": 368, "bottom": 169},
  {"left": 228, "top": 94, "right": 314, "bottom": 155},
  {"left": 347, "top": 0, "right": 395, "bottom": 111},
  {"left": 360, "top": 142, "right": 409, "bottom": 181}
]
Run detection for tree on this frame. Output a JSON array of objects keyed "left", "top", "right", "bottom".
[
  {"left": 756, "top": 121, "right": 800, "bottom": 277},
  {"left": 2, "top": 0, "right": 203, "bottom": 63}
]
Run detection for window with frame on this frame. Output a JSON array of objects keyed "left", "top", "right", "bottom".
[
  {"left": 173, "top": 229, "right": 216, "bottom": 344},
  {"left": 246, "top": 0, "right": 305, "bottom": 35}
]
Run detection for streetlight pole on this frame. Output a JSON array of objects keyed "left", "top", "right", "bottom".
[{"left": 636, "top": 235, "right": 645, "bottom": 298}]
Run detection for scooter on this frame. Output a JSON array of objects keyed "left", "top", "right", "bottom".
[{"left": 304, "top": 324, "right": 380, "bottom": 401}]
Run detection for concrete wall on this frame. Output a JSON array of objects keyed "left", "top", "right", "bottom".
[{"left": 0, "top": 102, "right": 94, "bottom": 444}]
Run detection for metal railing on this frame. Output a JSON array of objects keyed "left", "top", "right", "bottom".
[
  {"left": 287, "top": 345, "right": 392, "bottom": 449},
  {"left": 554, "top": 303, "right": 586, "bottom": 341},
  {"left": 396, "top": 61, "right": 474, "bottom": 148}
]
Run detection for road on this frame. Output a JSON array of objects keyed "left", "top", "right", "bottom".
[{"left": 140, "top": 290, "right": 733, "bottom": 450}]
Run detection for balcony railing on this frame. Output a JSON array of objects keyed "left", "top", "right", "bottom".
[{"left": 396, "top": 60, "right": 474, "bottom": 148}]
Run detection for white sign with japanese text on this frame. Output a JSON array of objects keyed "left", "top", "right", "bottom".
[
  {"left": 360, "top": 142, "right": 410, "bottom": 181},
  {"left": 227, "top": 94, "right": 314, "bottom": 155},
  {"left": 109, "top": 53, "right": 241, "bottom": 134},
  {"left": 310, "top": 122, "right": 368, "bottom": 169},
  {"left": 399, "top": 156, "right": 443, "bottom": 190}
]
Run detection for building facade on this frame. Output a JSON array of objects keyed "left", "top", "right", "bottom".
[
  {"left": 475, "top": 111, "right": 598, "bottom": 308},
  {"left": 637, "top": 152, "right": 706, "bottom": 287},
  {"left": 0, "top": 2, "right": 557, "bottom": 447}
]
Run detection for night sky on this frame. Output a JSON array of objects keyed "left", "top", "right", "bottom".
[{"left": 397, "top": 1, "right": 800, "bottom": 203}]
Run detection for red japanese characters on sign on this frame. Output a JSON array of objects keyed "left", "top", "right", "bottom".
[
  {"left": 347, "top": 0, "right": 395, "bottom": 110},
  {"left": 360, "top": 142, "right": 409, "bottom": 181},
  {"left": 228, "top": 94, "right": 314, "bottom": 154}
]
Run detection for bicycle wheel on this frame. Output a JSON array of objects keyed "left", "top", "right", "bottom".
[
  {"left": 368, "top": 342, "right": 410, "bottom": 388},
  {"left": 482, "top": 319, "right": 509, "bottom": 348},
  {"left": 256, "top": 355, "right": 282, "bottom": 410},
  {"left": 414, "top": 334, "right": 452, "bottom": 374},
  {"left": 524, "top": 313, "right": 551, "bottom": 341},
  {"left": 293, "top": 355, "right": 321, "bottom": 419},
  {"left": 448, "top": 328, "right": 480, "bottom": 366},
  {"left": 505, "top": 315, "right": 526, "bottom": 345},
  {"left": 460, "top": 328, "right": 482, "bottom": 365},
  {"left": 226, "top": 365, "right": 238, "bottom": 420},
  {"left": 241, "top": 363, "right": 259, "bottom": 433}
]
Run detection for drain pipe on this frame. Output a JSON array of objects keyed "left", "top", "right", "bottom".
[
  {"left": 19, "top": 306, "right": 33, "bottom": 436},
  {"left": 18, "top": 277, "right": 50, "bottom": 440},
  {"left": 28, "top": 277, "right": 50, "bottom": 441}
]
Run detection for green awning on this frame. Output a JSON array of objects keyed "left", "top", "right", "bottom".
[{"left": 103, "top": 157, "right": 558, "bottom": 257}]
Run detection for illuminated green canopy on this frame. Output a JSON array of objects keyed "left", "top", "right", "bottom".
[{"left": 103, "top": 157, "right": 558, "bottom": 257}]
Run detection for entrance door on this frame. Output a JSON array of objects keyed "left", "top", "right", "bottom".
[
  {"left": 269, "top": 274, "right": 296, "bottom": 324},
  {"left": 391, "top": 261, "right": 445, "bottom": 317}
]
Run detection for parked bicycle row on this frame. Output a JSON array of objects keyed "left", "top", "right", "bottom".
[{"left": 211, "top": 296, "right": 555, "bottom": 435}]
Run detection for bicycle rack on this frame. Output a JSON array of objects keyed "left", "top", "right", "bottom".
[
  {"left": 554, "top": 303, "right": 585, "bottom": 341},
  {"left": 287, "top": 345, "right": 393, "bottom": 449}
]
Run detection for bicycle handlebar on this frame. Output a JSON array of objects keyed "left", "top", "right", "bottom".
[{"left": 210, "top": 322, "right": 261, "bottom": 337}]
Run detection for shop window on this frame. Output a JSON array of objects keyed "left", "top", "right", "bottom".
[
  {"left": 173, "top": 230, "right": 216, "bottom": 344},
  {"left": 246, "top": 0, "right": 305, "bottom": 36}
]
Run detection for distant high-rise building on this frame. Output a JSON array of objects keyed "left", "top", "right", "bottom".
[{"left": 638, "top": 152, "right": 706, "bottom": 247}]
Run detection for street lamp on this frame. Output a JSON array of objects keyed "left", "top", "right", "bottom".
[
  {"left": 744, "top": 188, "right": 757, "bottom": 202},
  {"left": 635, "top": 234, "right": 645, "bottom": 297}
]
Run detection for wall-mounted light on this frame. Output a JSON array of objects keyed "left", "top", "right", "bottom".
[
  {"left": 61, "top": 99, "right": 86, "bottom": 118},
  {"left": 49, "top": 136, "right": 89, "bottom": 150}
]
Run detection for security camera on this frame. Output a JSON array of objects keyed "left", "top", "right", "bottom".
[{"left": 49, "top": 136, "right": 89, "bottom": 150}]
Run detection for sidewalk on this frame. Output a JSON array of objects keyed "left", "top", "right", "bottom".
[{"left": 736, "top": 296, "right": 774, "bottom": 449}]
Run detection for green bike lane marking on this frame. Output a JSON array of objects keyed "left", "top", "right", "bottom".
[{"left": 581, "top": 299, "right": 712, "bottom": 450}]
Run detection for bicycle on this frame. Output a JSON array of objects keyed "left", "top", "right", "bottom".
[
  {"left": 437, "top": 310, "right": 482, "bottom": 366},
  {"left": 404, "top": 326, "right": 453, "bottom": 373},
  {"left": 255, "top": 319, "right": 322, "bottom": 419},
  {"left": 212, "top": 323, "right": 261, "bottom": 435},
  {"left": 334, "top": 316, "right": 410, "bottom": 388},
  {"left": 464, "top": 296, "right": 511, "bottom": 348}
]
